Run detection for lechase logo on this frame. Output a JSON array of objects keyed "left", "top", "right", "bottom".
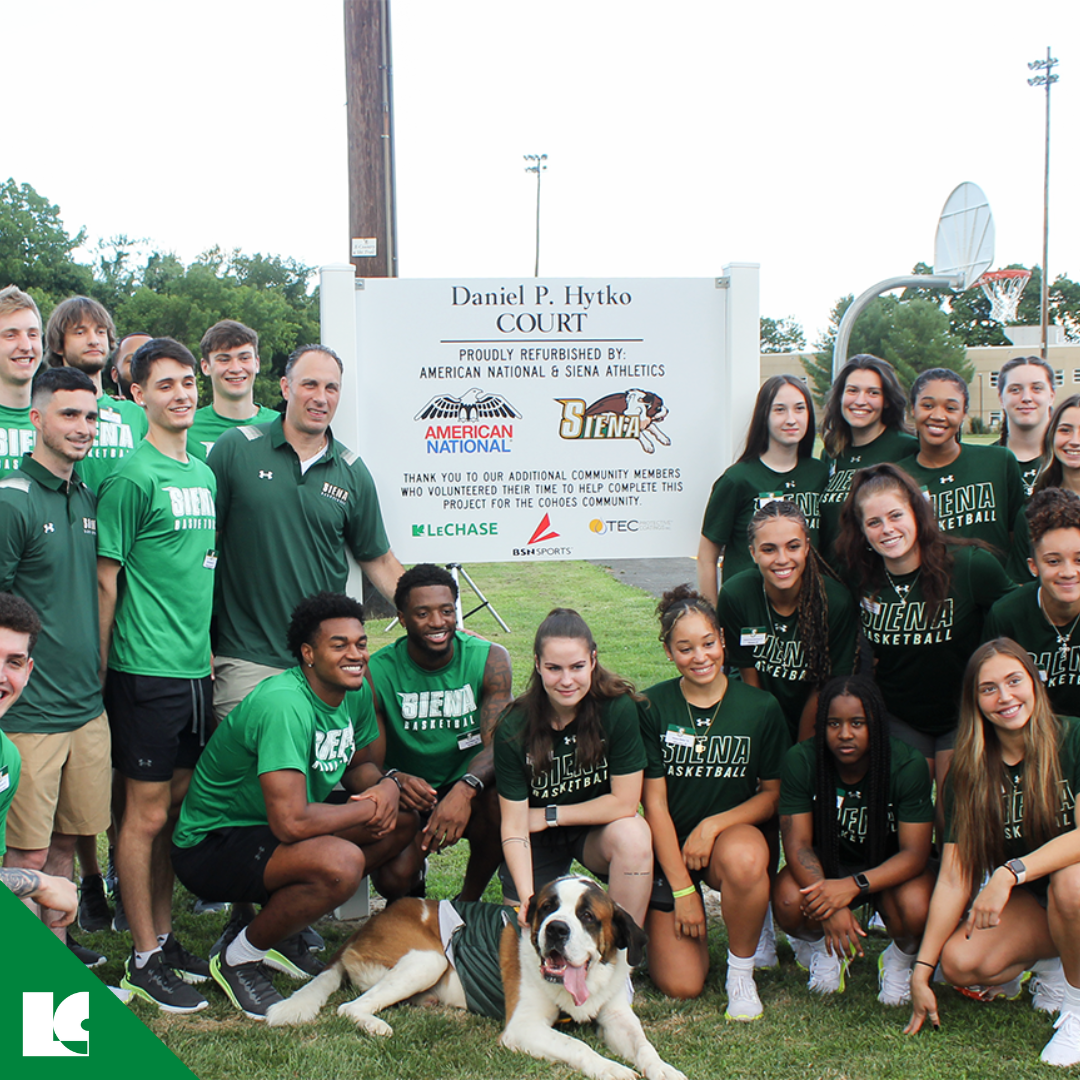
[
  {"left": 556, "top": 389, "right": 670, "bottom": 455},
  {"left": 412, "top": 521, "right": 498, "bottom": 538},
  {"left": 415, "top": 389, "right": 520, "bottom": 456},
  {"left": 23, "top": 990, "right": 89, "bottom": 1056}
]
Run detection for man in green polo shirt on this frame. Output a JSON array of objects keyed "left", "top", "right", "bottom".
[
  {"left": 188, "top": 319, "right": 279, "bottom": 460},
  {"left": 208, "top": 343, "right": 404, "bottom": 720},
  {"left": 0, "top": 367, "right": 110, "bottom": 967},
  {"left": 44, "top": 296, "right": 148, "bottom": 495},
  {"left": 0, "top": 286, "right": 43, "bottom": 476}
]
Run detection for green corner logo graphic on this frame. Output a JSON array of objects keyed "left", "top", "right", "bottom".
[{"left": 0, "top": 887, "right": 195, "bottom": 1079}]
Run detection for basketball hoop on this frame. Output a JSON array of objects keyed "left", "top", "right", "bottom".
[{"left": 976, "top": 269, "right": 1032, "bottom": 324}]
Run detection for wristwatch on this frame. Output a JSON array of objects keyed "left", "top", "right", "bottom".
[
  {"left": 460, "top": 773, "right": 484, "bottom": 794},
  {"left": 545, "top": 804, "right": 558, "bottom": 827},
  {"left": 853, "top": 872, "right": 871, "bottom": 896},
  {"left": 1004, "top": 858, "right": 1027, "bottom": 884}
]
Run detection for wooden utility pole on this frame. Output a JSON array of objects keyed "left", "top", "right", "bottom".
[{"left": 344, "top": 0, "right": 397, "bottom": 278}]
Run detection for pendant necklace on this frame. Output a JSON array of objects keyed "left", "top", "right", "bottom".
[
  {"left": 683, "top": 687, "right": 724, "bottom": 755},
  {"left": 1038, "top": 587, "right": 1080, "bottom": 658},
  {"left": 884, "top": 567, "right": 920, "bottom": 606},
  {"left": 762, "top": 583, "right": 793, "bottom": 636}
]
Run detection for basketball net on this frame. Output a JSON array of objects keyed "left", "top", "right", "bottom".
[{"left": 976, "top": 269, "right": 1032, "bottom": 325}]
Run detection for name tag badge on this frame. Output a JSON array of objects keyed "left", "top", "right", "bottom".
[
  {"left": 0, "top": 765, "right": 8, "bottom": 792},
  {"left": 100, "top": 407, "right": 121, "bottom": 425},
  {"left": 664, "top": 725, "right": 696, "bottom": 749},
  {"left": 740, "top": 627, "right": 767, "bottom": 647},
  {"left": 861, "top": 597, "right": 881, "bottom": 615},
  {"left": 1040, "top": 670, "right": 1049, "bottom": 683},
  {"left": 203, "top": 549, "right": 218, "bottom": 570},
  {"left": 836, "top": 793, "right": 844, "bottom": 810},
  {"left": 756, "top": 491, "right": 785, "bottom": 509},
  {"left": 457, "top": 731, "right": 482, "bottom": 751}
]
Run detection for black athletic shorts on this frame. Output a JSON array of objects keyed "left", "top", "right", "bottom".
[
  {"left": 648, "top": 864, "right": 706, "bottom": 913},
  {"left": 172, "top": 825, "right": 280, "bottom": 905},
  {"left": 498, "top": 825, "right": 606, "bottom": 903},
  {"left": 105, "top": 671, "right": 213, "bottom": 782}
]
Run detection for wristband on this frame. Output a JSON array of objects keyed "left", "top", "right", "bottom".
[
  {"left": 1004, "top": 858, "right": 1027, "bottom": 885},
  {"left": 671, "top": 885, "right": 697, "bottom": 899},
  {"left": 460, "top": 772, "right": 484, "bottom": 794},
  {"left": 914, "top": 960, "right": 936, "bottom": 970}
]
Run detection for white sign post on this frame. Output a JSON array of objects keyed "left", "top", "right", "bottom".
[{"left": 323, "top": 268, "right": 759, "bottom": 566}]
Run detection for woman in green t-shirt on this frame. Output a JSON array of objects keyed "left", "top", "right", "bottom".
[
  {"left": 718, "top": 500, "right": 859, "bottom": 741},
  {"left": 906, "top": 639, "right": 1080, "bottom": 1067},
  {"left": 1033, "top": 395, "right": 1080, "bottom": 498},
  {"left": 774, "top": 675, "right": 934, "bottom": 1003},
  {"left": 698, "top": 375, "right": 828, "bottom": 603},
  {"left": 494, "top": 608, "right": 651, "bottom": 930},
  {"left": 640, "top": 586, "right": 789, "bottom": 1019}
]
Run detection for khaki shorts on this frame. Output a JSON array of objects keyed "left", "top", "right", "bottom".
[
  {"left": 6, "top": 713, "right": 111, "bottom": 851},
  {"left": 212, "top": 656, "right": 286, "bottom": 722}
]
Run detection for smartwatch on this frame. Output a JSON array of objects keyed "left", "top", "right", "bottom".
[
  {"left": 545, "top": 804, "right": 558, "bottom": 827},
  {"left": 853, "top": 872, "right": 871, "bottom": 896},
  {"left": 460, "top": 773, "right": 484, "bottom": 794},
  {"left": 1004, "top": 858, "right": 1027, "bottom": 884}
]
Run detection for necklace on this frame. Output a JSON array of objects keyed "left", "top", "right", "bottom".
[
  {"left": 884, "top": 567, "right": 920, "bottom": 606},
  {"left": 762, "top": 583, "right": 795, "bottom": 635},
  {"left": 683, "top": 687, "right": 724, "bottom": 755},
  {"left": 1037, "top": 587, "right": 1080, "bottom": 658}
]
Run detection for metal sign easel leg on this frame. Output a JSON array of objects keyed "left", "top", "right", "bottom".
[{"left": 383, "top": 562, "right": 510, "bottom": 633}]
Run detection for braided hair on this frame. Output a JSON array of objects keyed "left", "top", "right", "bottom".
[
  {"left": 747, "top": 500, "right": 838, "bottom": 686},
  {"left": 812, "top": 676, "right": 892, "bottom": 879}
]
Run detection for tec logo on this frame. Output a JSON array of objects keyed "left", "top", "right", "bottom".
[{"left": 22, "top": 990, "right": 89, "bottom": 1056}]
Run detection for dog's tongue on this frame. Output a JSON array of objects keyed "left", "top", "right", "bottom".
[{"left": 563, "top": 964, "right": 589, "bottom": 1007}]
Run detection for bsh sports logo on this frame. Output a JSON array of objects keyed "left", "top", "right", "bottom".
[
  {"left": 513, "top": 514, "right": 571, "bottom": 557},
  {"left": 23, "top": 990, "right": 89, "bottom": 1056},
  {"left": 556, "top": 389, "right": 670, "bottom": 454},
  {"left": 415, "top": 388, "right": 520, "bottom": 456}
]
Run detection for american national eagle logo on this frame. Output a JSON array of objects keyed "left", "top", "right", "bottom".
[{"left": 414, "top": 388, "right": 521, "bottom": 422}]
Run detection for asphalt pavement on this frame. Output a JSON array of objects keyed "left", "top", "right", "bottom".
[{"left": 588, "top": 557, "right": 698, "bottom": 599}]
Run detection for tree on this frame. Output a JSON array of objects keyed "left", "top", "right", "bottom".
[
  {"left": 802, "top": 293, "right": 971, "bottom": 406},
  {"left": 760, "top": 315, "right": 806, "bottom": 354},
  {"left": 0, "top": 178, "right": 93, "bottom": 306}
]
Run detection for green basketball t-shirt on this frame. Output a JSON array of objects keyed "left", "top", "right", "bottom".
[
  {"left": 701, "top": 456, "right": 829, "bottom": 583},
  {"left": 174, "top": 666, "right": 379, "bottom": 848},
  {"left": 0, "top": 402, "right": 34, "bottom": 476},
  {"left": 779, "top": 737, "right": 934, "bottom": 867},
  {"left": 0, "top": 731, "right": 21, "bottom": 856},
  {"left": 639, "top": 678, "right": 789, "bottom": 843},
  {"left": 188, "top": 404, "right": 279, "bottom": 461},
  {"left": 79, "top": 394, "right": 148, "bottom": 494}
]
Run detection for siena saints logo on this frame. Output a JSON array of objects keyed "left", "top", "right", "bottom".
[{"left": 22, "top": 990, "right": 90, "bottom": 1056}]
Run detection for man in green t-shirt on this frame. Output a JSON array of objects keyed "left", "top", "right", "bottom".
[
  {"left": 0, "top": 367, "right": 111, "bottom": 967},
  {"left": 0, "top": 286, "right": 43, "bottom": 475},
  {"left": 367, "top": 564, "right": 512, "bottom": 901},
  {"left": 44, "top": 296, "right": 148, "bottom": 494},
  {"left": 188, "top": 320, "right": 279, "bottom": 460},
  {"left": 173, "top": 592, "right": 417, "bottom": 1020},
  {"left": 0, "top": 591, "right": 79, "bottom": 926},
  {"left": 208, "top": 344, "right": 404, "bottom": 720},
  {"left": 97, "top": 338, "right": 217, "bottom": 1014}
]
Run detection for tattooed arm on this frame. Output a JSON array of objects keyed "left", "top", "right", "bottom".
[{"left": 1, "top": 868, "right": 78, "bottom": 927}]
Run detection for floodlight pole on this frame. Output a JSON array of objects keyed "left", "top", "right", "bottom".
[
  {"left": 1028, "top": 47, "right": 1059, "bottom": 360},
  {"left": 832, "top": 274, "right": 960, "bottom": 379},
  {"left": 524, "top": 154, "right": 547, "bottom": 277}
]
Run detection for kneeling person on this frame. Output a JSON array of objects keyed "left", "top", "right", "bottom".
[
  {"left": 172, "top": 592, "right": 418, "bottom": 1019},
  {"left": 774, "top": 676, "right": 934, "bottom": 1002},
  {"left": 367, "top": 564, "right": 511, "bottom": 900}
]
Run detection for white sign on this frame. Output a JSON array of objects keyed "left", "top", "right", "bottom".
[
  {"left": 351, "top": 238, "right": 378, "bottom": 257},
  {"left": 351, "top": 277, "right": 741, "bottom": 563}
]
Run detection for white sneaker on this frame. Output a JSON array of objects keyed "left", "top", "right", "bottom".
[
  {"left": 790, "top": 936, "right": 813, "bottom": 971},
  {"left": 807, "top": 940, "right": 849, "bottom": 995},
  {"left": 752, "top": 906, "right": 779, "bottom": 970},
  {"left": 725, "top": 971, "right": 763, "bottom": 1021},
  {"left": 1041, "top": 1010, "right": 1080, "bottom": 1067},
  {"left": 1031, "top": 958, "right": 1066, "bottom": 1014},
  {"left": 877, "top": 942, "right": 915, "bottom": 1006}
]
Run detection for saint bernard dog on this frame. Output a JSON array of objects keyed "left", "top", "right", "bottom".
[{"left": 268, "top": 876, "right": 687, "bottom": 1080}]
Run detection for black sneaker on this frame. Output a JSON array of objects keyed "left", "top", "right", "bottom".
[
  {"left": 78, "top": 873, "right": 113, "bottom": 932},
  {"left": 67, "top": 932, "right": 106, "bottom": 968},
  {"left": 265, "top": 933, "right": 325, "bottom": 979},
  {"left": 192, "top": 897, "right": 228, "bottom": 915},
  {"left": 210, "top": 905, "right": 254, "bottom": 960},
  {"left": 210, "top": 953, "right": 283, "bottom": 1019},
  {"left": 121, "top": 950, "right": 208, "bottom": 1013},
  {"left": 161, "top": 933, "right": 210, "bottom": 984},
  {"left": 298, "top": 924, "right": 325, "bottom": 952},
  {"left": 111, "top": 888, "right": 130, "bottom": 933}
]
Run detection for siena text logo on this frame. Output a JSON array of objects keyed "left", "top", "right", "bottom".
[{"left": 23, "top": 990, "right": 89, "bottom": 1056}]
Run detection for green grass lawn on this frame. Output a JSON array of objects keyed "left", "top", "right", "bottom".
[{"left": 80, "top": 560, "right": 1065, "bottom": 1078}]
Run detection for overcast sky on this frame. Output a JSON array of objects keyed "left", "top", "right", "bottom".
[{"left": 13, "top": 0, "right": 1079, "bottom": 343}]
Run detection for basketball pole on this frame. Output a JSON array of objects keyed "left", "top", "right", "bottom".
[{"left": 1028, "top": 47, "right": 1059, "bottom": 361}]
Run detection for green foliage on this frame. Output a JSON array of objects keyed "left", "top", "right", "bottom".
[
  {"left": 806, "top": 292, "right": 970, "bottom": 407},
  {"left": 760, "top": 315, "right": 806, "bottom": 354}
]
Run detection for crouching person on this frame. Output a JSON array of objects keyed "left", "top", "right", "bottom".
[{"left": 172, "top": 592, "right": 418, "bottom": 1019}]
